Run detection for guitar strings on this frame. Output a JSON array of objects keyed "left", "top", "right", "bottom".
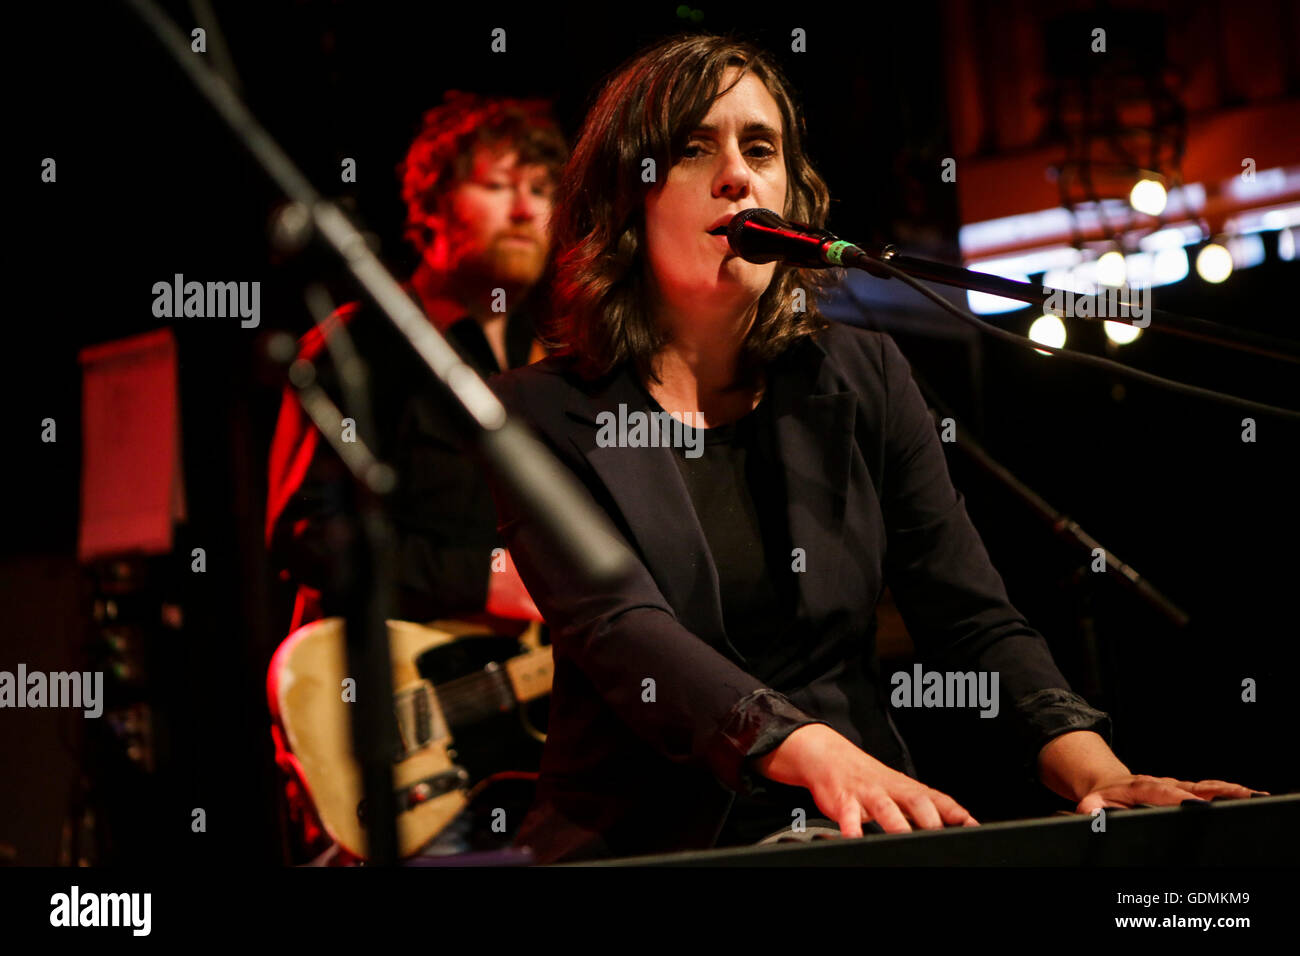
[{"left": 411, "top": 670, "right": 516, "bottom": 723}]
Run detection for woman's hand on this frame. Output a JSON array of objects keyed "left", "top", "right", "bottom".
[
  {"left": 1037, "top": 731, "right": 1267, "bottom": 814},
  {"left": 753, "top": 723, "right": 979, "bottom": 837},
  {"left": 1076, "top": 775, "right": 1267, "bottom": 815}
]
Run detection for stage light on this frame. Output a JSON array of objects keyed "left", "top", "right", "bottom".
[
  {"left": 1227, "top": 233, "right": 1266, "bottom": 270},
  {"left": 1196, "top": 243, "right": 1233, "bottom": 283},
  {"left": 1029, "top": 314, "right": 1067, "bottom": 355},
  {"left": 1129, "top": 178, "right": 1168, "bottom": 216},
  {"left": 1151, "top": 246, "right": 1189, "bottom": 285},
  {"left": 1096, "top": 250, "right": 1127, "bottom": 287},
  {"left": 1279, "top": 227, "right": 1297, "bottom": 262},
  {"left": 1103, "top": 321, "right": 1142, "bottom": 345}
]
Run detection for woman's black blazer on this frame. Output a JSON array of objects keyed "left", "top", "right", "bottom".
[{"left": 488, "top": 320, "right": 1110, "bottom": 863}]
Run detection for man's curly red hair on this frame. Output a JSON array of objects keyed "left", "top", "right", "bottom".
[{"left": 398, "top": 91, "right": 568, "bottom": 254}]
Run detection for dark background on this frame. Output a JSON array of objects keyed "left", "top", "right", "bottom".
[{"left": 3, "top": 0, "right": 1297, "bottom": 865}]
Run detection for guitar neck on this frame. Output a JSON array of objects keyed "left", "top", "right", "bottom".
[
  {"left": 419, "top": 643, "right": 554, "bottom": 729},
  {"left": 503, "top": 645, "right": 554, "bottom": 704}
]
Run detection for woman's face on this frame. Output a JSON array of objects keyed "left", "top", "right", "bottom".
[{"left": 643, "top": 68, "right": 788, "bottom": 326}]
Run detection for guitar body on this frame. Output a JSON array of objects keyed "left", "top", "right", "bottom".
[
  {"left": 412, "top": 630, "right": 547, "bottom": 785},
  {"left": 267, "top": 617, "right": 551, "bottom": 860}
]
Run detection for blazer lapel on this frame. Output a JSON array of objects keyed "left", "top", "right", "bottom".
[
  {"left": 765, "top": 336, "right": 858, "bottom": 627},
  {"left": 560, "top": 331, "right": 858, "bottom": 660},
  {"left": 564, "top": 370, "right": 733, "bottom": 656}
]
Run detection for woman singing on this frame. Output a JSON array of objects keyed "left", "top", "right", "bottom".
[{"left": 487, "top": 33, "right": 1261, "bottom": 863}]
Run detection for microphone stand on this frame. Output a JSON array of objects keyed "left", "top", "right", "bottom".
[
  {"left": 907, "top": 372, "right": 1190, "bottom": 632},
  {"left": 858, "top": 244, "right": 1300, "bottom": 366},
  {"left": 125, "top": 0, "right": 635, "bottom": 865},
  {"left": 732, "top": 210, "right": 1299, "bottom": 419},
  {"left": 729, "top": 208, "right": 1300, "bottom": 364},
  {"left": 729, "top": 208, "right": 1299, "bottom": 367},
  {"left": 931, "top": 399, "right": 1178, "bottom": 717}
]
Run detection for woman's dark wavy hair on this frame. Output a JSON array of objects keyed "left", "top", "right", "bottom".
[{"left": 543, "top": 33, "right": 835, "bottom": 385}]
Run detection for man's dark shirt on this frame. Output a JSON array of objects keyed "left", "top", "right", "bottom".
[{"left": 266, "top": 294, "right": 537, "bottom": 624}]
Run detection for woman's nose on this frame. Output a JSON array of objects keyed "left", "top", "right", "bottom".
[
  {"left": 718, "top": 178, "right": 749, "bottom": 200},
  {"left": 715, "top": 145, "right": 751, "bottom": 199}
]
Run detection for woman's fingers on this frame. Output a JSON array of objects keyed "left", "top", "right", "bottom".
[
  {"left": 894, "top": 790, "right": 945, "bottom": 830},
  {"left": 833, "top": 798, "right": 864, "bottom": 839},
  {"left": 824, "top": 781, "right": 978, "bottom": 836},
  {"left": 891, "top": 788, "right": 979, "bottom": 829},
  {"left": 1130, "top": 778, "right": 1213, "bottom": 805},
  {"left": 860, "top": 789, "right": 913, "bottom": 834},
  {"left": 804, "top": 742, "right": 978, "bottom": 838},
  {"left": 929, "top": 789, "right": 980, "bottom": 826},
  {"left": 1078, "top": 776, "right": 1204, "bottom": 813},
  {"left": 1077, "top": 792, "right": 1115, "bottom": 815},
  {"left": 1179, "top": 779, "right": 1266, "bottom": 799}
]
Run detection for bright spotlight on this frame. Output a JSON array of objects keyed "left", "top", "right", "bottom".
[
  {"left": 1151, "top": 246, "right": 1189, "bottom": 285},
  {"left": 1096, "top": 250, "right": 1127, "bottom": 287},
  {"left": 1103, "top": 321, "right": 1142, "bottom": 345},
  {"left": 1029, "top": 314, "right": 1067, "bottom": 355},
  {"left": 1196, "top": 243, "right": 1233, "bottom": 283},
  {"left": 1129, "top": 178, "right": 1168, "bottom": 216}
]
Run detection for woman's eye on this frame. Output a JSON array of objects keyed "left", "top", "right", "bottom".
[{"left": 680, "top": 142, "right": 777, "bottom": 162}]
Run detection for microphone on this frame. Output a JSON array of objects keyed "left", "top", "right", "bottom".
[{"left": 726, "top": 208, "right": 882, "bottom": 272}]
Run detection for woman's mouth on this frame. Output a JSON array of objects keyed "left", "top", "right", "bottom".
[{"left": 708, "top": 229, "right": 735, "bottom": 255}]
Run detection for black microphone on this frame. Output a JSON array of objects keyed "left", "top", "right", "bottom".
[{"left": 726, "top": 208, "right": 877, "bottom": 271}]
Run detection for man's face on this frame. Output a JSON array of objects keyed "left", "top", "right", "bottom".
[
  {"left": 643, "top": 69, "right": 788, "bottom": 321},
  {"left": 426, "top": 146, "right": 554, "bottom": 290}
]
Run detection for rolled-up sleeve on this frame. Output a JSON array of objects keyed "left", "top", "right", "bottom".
[{"left": 721, "top": 689, "right": 829, "bottom": 797}]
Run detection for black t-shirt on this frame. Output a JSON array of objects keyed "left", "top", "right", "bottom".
[
  {"left": 639, "top": 384, "right": 813, "bottom": 846},
  {"left": 268, "top": 296, "right": 537, "bottom": 623}
]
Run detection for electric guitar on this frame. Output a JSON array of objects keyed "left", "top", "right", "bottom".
[{"left": 267, "top": 617, "right": 553, "bottom": 859}]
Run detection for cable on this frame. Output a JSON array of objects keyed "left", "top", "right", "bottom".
[{"left": 848, "top": 255, "right": 1300, "bottom": 421}]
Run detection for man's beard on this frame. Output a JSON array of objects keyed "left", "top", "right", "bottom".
[{"left": 459, "top": 234, "right": 547, "bottom": 290}]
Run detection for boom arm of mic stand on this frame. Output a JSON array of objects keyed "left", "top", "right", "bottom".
[
  {"left": 851, "top": 246, "right": 1300, "bottom": 366},
  {"left": 909, "top": 376, "right": 1190, "bottom": 631}
]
